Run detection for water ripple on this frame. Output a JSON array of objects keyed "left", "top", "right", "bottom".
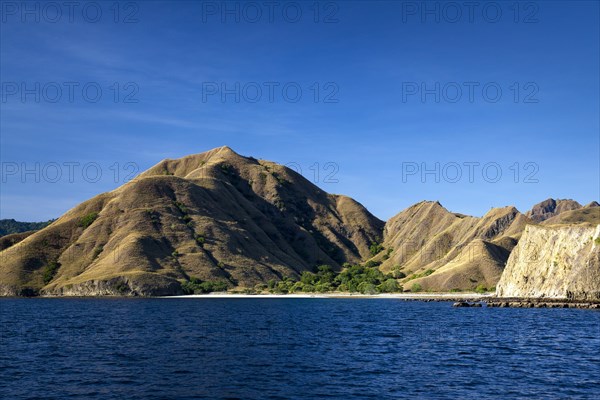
[{"left": 1, "top": 298, "right": 599, "bottom": 399}]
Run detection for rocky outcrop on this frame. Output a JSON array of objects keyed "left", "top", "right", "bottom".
[
  {"left": 50, "top": 274, "right": 185, "bottom": 296},
  {"left": 541, "top": 205, "right": 600, "bottom": 225},
  {"left": 496, "top": 224, "right": 600, "bottom": 300},
  {"left": 525, "top": 198, "right": 582, "bottom": 222}
]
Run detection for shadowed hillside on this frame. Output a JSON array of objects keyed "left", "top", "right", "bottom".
[{"left": 375, "top": 201, "right": 531, "bottom": 292}]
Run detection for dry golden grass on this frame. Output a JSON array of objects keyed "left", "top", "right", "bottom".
[{"left": 0, "top": 146, "right": 383, "bottom": 295}]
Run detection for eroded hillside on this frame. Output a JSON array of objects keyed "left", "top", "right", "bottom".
[
  {"left": 375, "top": 201, "right": 530, "bottom": 291},
  {"left": 0, "top": 147, "right": 383, "bottom": 296}
]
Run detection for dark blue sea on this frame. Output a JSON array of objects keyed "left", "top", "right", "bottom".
[{"left": 1, "top": 298, "right": 599, "bottom": 399}]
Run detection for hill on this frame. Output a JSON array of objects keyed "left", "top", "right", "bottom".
[
  {"left": 0, "top": 219, "right": 54, "bottom": 237},
  {"left": 0, "top": 147, "right": 383, "bottom": 296},
  {"left": 375, "top": 202, "right": 530, "bottom": 292},
  {"left": 1, "top": 147, "right": 597, "bottom": 297}
]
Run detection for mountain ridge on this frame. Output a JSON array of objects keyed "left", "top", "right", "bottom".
[{"left": 0, "top": 146, "right": 598, "bottom": 296}]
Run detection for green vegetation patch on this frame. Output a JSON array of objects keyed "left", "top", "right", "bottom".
[
  {"left": 369, "top": 241, "right": 384, "bottom": 256},
  {"left": 268, "top": 263, "right": 403, "bottom": 294},
  {"left": 391, "top": 265, "right": 406, "bottom": 279},
  {"left": 182, "top": 277, "right": 228, "bottom": 294},
  {"left": 220, "top": 163, "right": 233, "bottom": 175},
  {"left": 92, "top": 246, "right": 104, "bottom": 259},
  {"left": 406, "top": 269, "right": 435, "bottom": 281},
  {"left": 78, "top": 212, "right": 99, "bottom": 229},
  {"left": 43, "top": 260, "right": 61, "bottom": 284},
  {"left": 411, "top": 283, "right": 422, "bottom": 292},
  {"left": 173, "top": 201, "right": 188, "bottom": 214}
]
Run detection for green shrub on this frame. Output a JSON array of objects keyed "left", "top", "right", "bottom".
[
  {"left": 595, "top": 237, "right": 600, "bottom": 245},
  {"left": 173, "top": 201, "right": 188, "bottom": 214},
  {"left": 357, "top": 282, "right": 377, "bottom": 294},
  {"left": 364, "top": 260, "right": 381, "bottom": 268},
  {"left": 316, "top": 265, "right": 335, "bottom": 283},
  {"left": 369, "top": 241, "right": 384, "bottom": 256},
  {"left": 378, "top": 278, "right": 401, "bottom": 293},
  {"left": 302, "top": 284, "right": 316, "bottom": 293},
  {"left": 290, "top": 282, "right": 305, "bottom": 292},
  {"left": 392, "top": 270, "right": 406, "bottom": 279},
  {"left": 475, "top": 284, "right": 487, "bottom": 293},
  {"left": 254, "top": 283, "right": 268, "bottom": 292},
  {"left": 315, "top": 282, "right": 333, "bottom": 293},
  {"left": 382, "top": 248, "right": 393, "bottom": 260},
  {"left": 79, "top": 212, "right": 99, "bottom": 228},
  {"left": 271, "top": 171, "right": 288, "bottom": 185},
  {"left": 274, "top": 281, "right": 290, "bottom": 294},
  {"left": 411, "top": 283, "right": 422, "bottom": 292},
  {"left": 43, "top": 260, "right": 61, "bottom": 284},
  {"left": 181, "top": 278, "right": 228, "bottom": 294},
  {"left": 406, "top": 269, "right": 435, "bottom": 281},
  {"left": 220, "top": 163, "right": 233, "bottom": 175},
  {"left": 92, "top": 246, "right": 104, "bottom": 259},
  {"left": 115, "top": 282, "right": 129, "bottom": 293},
  {"left": 301, "top": 271, "right": 317, "bottom": 285}
]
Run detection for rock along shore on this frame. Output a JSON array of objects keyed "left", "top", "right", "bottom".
[{"left": 484, "top": 297, "right": 600, "bottom": 309}]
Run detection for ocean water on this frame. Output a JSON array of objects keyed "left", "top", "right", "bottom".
[{"left": 1, "top": 298, "right": 599, "bottom": 400}]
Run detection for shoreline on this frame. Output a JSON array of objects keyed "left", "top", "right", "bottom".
[
  {"left": 164, "top": 292, "right": 493, "bottom": 300},
  {"left": 3, "top": 293, "right": 599, "bottom": 308},
  {"left": 160, "top": 293, "right": 600, "bottom": 308}
]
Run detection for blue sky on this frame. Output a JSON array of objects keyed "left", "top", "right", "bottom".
[{"left": 1, "top": 0, "right": 599, "bottom": 221}]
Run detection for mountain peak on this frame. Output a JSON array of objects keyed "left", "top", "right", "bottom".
[
  {"left": 215, "top": 145, "right": 237, "bottom": 154},
  {"left": 526, "top": 198, "right": 582, "bottom": 222}
]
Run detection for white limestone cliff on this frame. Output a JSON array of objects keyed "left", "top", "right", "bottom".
[{"left": 496, "top": 224, "right": 600, "bottom": 300}]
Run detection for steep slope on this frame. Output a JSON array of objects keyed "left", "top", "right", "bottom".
[
  {"left": 0, "top": 146, "right": 383, "bottom": 296},
  {"left": 525, "top": 198, "right": 582, "bottom": 222},
  {"left": 379, "top": 203, "right": 530, "bottom": 291},
  {"left": 496, "top": 224, "right": 600, "bottom": 300}
]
